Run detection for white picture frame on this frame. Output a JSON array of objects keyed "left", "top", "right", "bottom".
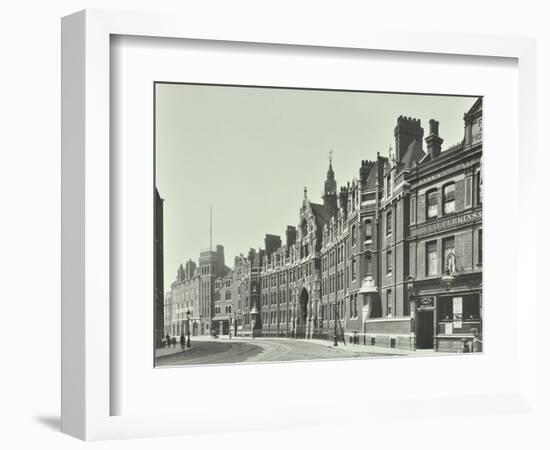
[{"left": 61, "top": 9, "right": 538, "bottom": 441}]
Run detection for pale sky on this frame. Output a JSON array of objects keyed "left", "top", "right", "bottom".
[{"left": 155, "top": 83, "right": 477, "bottom": 291}]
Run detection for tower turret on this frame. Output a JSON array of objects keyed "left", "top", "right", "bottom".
[{"left": 322, "top": 152, "right": 338, "bottom": 216}]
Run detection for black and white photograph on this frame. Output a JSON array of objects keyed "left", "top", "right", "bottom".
[{"left": 153, "top": 84, "right": 483, "bottom": 367}]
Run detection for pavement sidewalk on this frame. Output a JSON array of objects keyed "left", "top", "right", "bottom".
[
  {"left": 194, "top": 334, "right": 420, "bottom": 356},
  {"left": 161, "top": 335, "right": 459, "bottom": 357}
]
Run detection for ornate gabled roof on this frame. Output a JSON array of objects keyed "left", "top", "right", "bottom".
[
  {"left": 310, "top": 202, "right": 330, "bottom": 225},
  {"left": 464, "top": 97, "right": 482, "bottom": 119}
]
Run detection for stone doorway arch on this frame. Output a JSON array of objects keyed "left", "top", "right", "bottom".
[{"left": 299, "top": 288, "right": 309, "bottom": 325}]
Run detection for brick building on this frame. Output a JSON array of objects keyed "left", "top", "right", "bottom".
[
  {"left": 406, "top": 98, "right": 483, "bottom": 351},
  {"left": 165, "top": 260, "right": 200, "bottom": 340},
  {"left": 154, "top": 187, "right": 164, "bottom": 348},
  {"left": 162, "top": 98, "right": 483, "bottom": 351}
]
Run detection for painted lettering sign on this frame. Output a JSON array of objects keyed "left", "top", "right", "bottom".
[
  {"left": 410, "top": 210, "right": 482, "bottom": 237},
  {"left": 417, "top": 296, "right": 435, "bottom": 310}
]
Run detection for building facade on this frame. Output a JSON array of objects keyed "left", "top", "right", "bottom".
[
  {"left": 154, "top": 187, "right": 164, "bottom": 348},
  {"left": 406, "top": 99, "right": 483, "bottom": 352},
  {"left": 162, "top": 99, "right": 483, "bottom": 351},
  {"left": 165, "top": 260, "right": 200, "bottom": 340}
]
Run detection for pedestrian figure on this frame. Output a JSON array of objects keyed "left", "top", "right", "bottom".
[
  {"left": 172, "top": 337, "right": 176, "bottom": 347},
  {"left": 165, "top": 333, "right": 170, "bottom": 348},
  {"left": 460, "top": 338, "right": 470, "bottom": 353},
  {"left": 472, "top": 328, "right": 483, "bottom": 352},
  {"left": 180, "top": 334, "right": 185, "bottom": 349}
]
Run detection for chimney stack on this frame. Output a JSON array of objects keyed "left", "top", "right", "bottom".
[
  {"left": 285, "top": 225, "right": 297, "bottom": 248},
  {"left": 425, "top": 119, "right": 443, "bottom": 159},
  {"left": 394, "top": 116, "right": 424, "bottom": 162},
  {"left": 264, "top": 234, "right": 282, "bottom": 257},
  {"left": 338, "top": 186, "right": 349, "bottom": 216}
]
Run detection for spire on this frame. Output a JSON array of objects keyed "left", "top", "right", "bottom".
[
  {"left": 323, "top": 151, "right": 338, "bottom": 214},
  {"left": 328, "top": 149, "right": 334, "bottom": 177},
  {"left": 304, "top": 186, "right": 308, "bottom": 198},
  {"left": 324, "top": 151, "right": 337, "bottom": 195}
]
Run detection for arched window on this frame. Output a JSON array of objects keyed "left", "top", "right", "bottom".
[
  {"left": 443, "top": 183, "right": 456, "bottom": 214},
  {"left": 301, "top": 219, "right": 308, "bottom": 237}
]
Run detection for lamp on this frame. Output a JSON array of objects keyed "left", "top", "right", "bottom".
[
  {"left": 405, "top": 275, "right": 415, "bottom": 293},
  {"left": 440, "top": 269, "right": 456, "bottom": 290},
  {"left": 186, "top": 309, "right": 191, "bottom": 348}
]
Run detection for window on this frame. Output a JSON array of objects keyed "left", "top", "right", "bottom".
[
  {"left": 426, "top": 241, "right": 438, "bottom": 276},
  {"left": 386, "top": 175, "right": 392, "bottom": 197},
  {"left": 351, "top": 224, "right": 357, "bottom": 247},
  {"left": 443, "top": 237, "right": 455, "bottom": 273},
  {"left": 465, "top": 177, "right": 473, "bottom": 208},
  {"left": 352, "top": 258, "right": 357, "bottom": 281},
  {"left": 225, "top": 291, "right": 231, "bottom": 300},
  {"left": 443, "top": 183, "right": 456, "bottom": 214},
  {"left": 387, "top": 290, "right": 392, "bottom": 317},
  {"left": 410, "top": 197, "right": 416, "bottom": 224},
  {"left": 386, "top": 249, "right": 392, "bottom": 275},
  {"left": 386, "top": 210, "right": 392, "bottom": 235},
  {"left": 476, "top": 171, "right": 482, "bottom": 205},
  {"left": 427, "top": 189, "right": 438, "bottom": 219},
  {"left": 478, "top": 229, "right": 483, "bottom": 264},
  {"left": 364, "top": 219, "right": 372, "bottom": 242},
  {"left": 365, "top": 252, "right": 371, "bottom": 275}
]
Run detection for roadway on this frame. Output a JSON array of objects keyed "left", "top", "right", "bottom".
[{"left": 156, "top": 336, "right": 404, "bottom": 367}]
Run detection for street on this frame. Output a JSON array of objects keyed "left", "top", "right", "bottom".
[{"left": 155, "top": 336, "right": 406, "bottom": 366}]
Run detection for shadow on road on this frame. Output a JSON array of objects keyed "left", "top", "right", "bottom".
[{"left": 156, "top": 340, "right": 262, "bottom": 366}]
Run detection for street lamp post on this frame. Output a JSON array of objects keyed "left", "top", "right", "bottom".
[
  {"left": 186, "top": 309, "right": 191, "bottom": 348},
  {"left": 406, "top": 276, "right": 416, "bottom": 349},
  {"left": 333, "top": 303, "right": 338, "bottom": 347},
  {"left": 250, "top": 303, "right": 258, "bottom": 339}
]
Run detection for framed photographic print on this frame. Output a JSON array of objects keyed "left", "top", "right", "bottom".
[
  {"left": 61, "top": 9, "right": 538, "bottom": 442},
  {"left": 153, "top": 83, "right": 483, "bottom": 368}
]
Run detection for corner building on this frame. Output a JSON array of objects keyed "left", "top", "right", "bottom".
[{"left": 251, "top": 98, "right": 483, "bottom": 351}]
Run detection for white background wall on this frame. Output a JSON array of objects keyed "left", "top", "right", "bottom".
[{"left": 0, "top": 1, "right": 547, "bottom": 449}]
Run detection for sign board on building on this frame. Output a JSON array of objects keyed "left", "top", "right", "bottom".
[
  {"left": 453, "top": 297, "right": 463, "bottom": 314},
  {"left": 417, "top": 296, "right": 435, "bottom": 310},
  {"left": 445, "top": 322, "right": 453, "bottom": 335},
  {"left": 410, "top": 210, "right": 481, "bottom": 237},
  {"left": 453, "top": 297, "right": 463, "bottom": 323}
]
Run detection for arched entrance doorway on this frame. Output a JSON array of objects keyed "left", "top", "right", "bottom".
[
  {"left": 296, "top": 288, "right": 309, "bottom": 338},
  {"left": 299, "top": 288, "right": 309, "bottom": 323}
]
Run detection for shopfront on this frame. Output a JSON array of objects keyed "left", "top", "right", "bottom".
[
  {"left": 412, "top": 291, "right": 482, "bottom": 352},
  {"left": 435, "top": 293, "right": 482, "bottom": 352}
]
